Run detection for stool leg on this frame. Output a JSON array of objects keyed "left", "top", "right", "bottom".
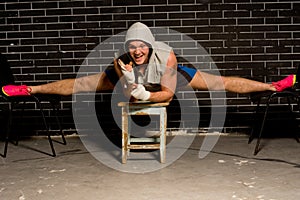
[
  {"left": 160, "top": 108, "right": 166, "bottom": 163},
  {"left": 127, "top": 113, "right": 132, "bottom": 157},
  {"left": 122, "top": 107, "right": 128, "bottom": 164}
]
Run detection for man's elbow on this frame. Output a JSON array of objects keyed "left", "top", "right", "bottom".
[{"left": 165, "top": 93, "right": 174, "bottom": 102}]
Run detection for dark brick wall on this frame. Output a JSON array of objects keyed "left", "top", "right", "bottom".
[{"left": 0, "top": 0, "right": 299, "bottom": 135}]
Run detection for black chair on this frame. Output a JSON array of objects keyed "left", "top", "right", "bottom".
[
  {"left": 248, "top": 89, "right": 300, "bottom": 155},
  {"left": 0, "top": 53, "right": 66, "bottom": 157},
  {"left": 0, "top": 97, "right": 12, "bottom": 158}
]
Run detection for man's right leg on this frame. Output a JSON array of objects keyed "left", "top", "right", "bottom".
[{"left": 2, "top": 72, "right": 115, "bottom": 96}]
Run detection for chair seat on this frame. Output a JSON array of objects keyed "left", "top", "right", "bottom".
[
  {"left": 0, "top": 53, "right": 66, "bottom": 157},
  {"left": 250, "top": 89, "right": 300, "bottom": 102},
  {"left": 1, "top": 93, "right": 66, "bottom": 157},
  {"left": 249, "top": 89, "right": 300, "bottom": 155}
]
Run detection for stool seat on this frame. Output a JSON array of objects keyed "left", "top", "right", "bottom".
[
  {"left": 118, "top": 101, "right": 169, "bottom": 164},
  {"left": 117, "top": 101, "right": 170, "bottom": 107}
]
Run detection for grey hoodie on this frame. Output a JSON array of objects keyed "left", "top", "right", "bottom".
[{"left": 125, "top": 22, "right": 172, "bottom": 85}]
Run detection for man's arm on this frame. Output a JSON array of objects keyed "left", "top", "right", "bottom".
[
  {"left": 147, "top": 51, "right": 177, "bottom": 102},
  {"left": 113, "top": 58, "right": 135, "bottom": 98}
]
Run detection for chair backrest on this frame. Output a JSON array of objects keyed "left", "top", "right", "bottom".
[
  {"left": 0, "top": 53, "right": 15, "bottom": 88},
  {"left": 296, "top": 63, "right": 300, "bottom": 83}
]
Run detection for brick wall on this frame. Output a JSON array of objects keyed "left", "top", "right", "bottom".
[{"left": 0, "top": 0, "right": 299, "bottom": 135}]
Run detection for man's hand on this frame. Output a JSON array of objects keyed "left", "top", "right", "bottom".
[
  {"left": 131, "top": 84, "right": 150, "bottom": 101},
  {"left": 118, "top": 59, "right": 135, "bottom": 84}
]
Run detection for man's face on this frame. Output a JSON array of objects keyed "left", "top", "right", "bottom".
[{"left": 128, "top": 41, "right": 150, "bottom": 65}]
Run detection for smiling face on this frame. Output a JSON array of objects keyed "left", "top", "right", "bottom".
[{"left": 127, "top": 40, "right": 150, "bottom": 65}]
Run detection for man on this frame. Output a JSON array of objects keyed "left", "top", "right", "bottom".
[{"left": 2, "top": 22, "right": 297, "bottom": 102}]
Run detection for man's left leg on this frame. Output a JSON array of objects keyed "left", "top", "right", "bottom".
[{"left": 189, "top": 71, "right": 276, "bottom": 94}]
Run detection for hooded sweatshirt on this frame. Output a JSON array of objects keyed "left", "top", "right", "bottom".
[{"left": 124, "top": 22, "right": 172, "bottom": 85}]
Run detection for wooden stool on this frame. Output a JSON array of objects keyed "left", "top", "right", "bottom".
[{"left": 118, "top": 101, "right": 169, "bottom": 164}]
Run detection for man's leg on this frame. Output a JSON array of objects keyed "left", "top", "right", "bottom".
[
  {"left": 189, "top": 71, "right": 276, "bottom": 94},
  {"left": 32, "top": 72, "right": 115, "bottom": 95},
  {"left": 3, "top": 72, "right": 115, "bottom": 96}
]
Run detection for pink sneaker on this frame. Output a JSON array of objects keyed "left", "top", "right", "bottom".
[
  {"left": 272, "top": 75, "right": 296, "bottom": 92},
  {"left": 2, "top": 85, "right": 31, "bottom": 96}
]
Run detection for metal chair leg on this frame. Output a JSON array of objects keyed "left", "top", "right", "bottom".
[
  {"left": 254, "top": 96, "right": 271, "bottom": 155},
  {"left": 296, "top": 96, "right": 300, "bottom": 143},
  {"left": 286, "top": 96, "right": 300, "bottom": 143},
  {"left": 5, "top": 98, "right": 65, "bottom": 157},
  {"left": 15, "top": 101, "right": 26, "bottom": 146},
  {"left": 250, "top": 91, "right": 300, "bottom": 155},
  {"left": 34, "top": 97, "right": 56, "bottom": 157},
  {"left": 2, "top": 104, "right": 12, "bottom": 158},
  {"left": 51, "top": 101, "right": 66, "bottom": 145},
  {"left": 249, "top": 98, "right": 261, "bottom": 144}
]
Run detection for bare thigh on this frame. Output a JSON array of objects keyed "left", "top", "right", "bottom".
[
  {"left": 188, "top": 71, "right": 224, "bottom": 91},
  {"left": 95, "top": 72, "right": 115, "bottom": 91},
  {"left": 74, "top": 72, "right": 115, "bottom": 93}
]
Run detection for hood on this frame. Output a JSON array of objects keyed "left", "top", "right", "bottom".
[
  {"left": 124, "top": 22, "right": 172, "bottom": 85},
  {"left": 125, "top": 22, "right": 156, "bottom": 49}
]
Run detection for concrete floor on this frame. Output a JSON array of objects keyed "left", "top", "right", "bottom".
[{"left": 0, "top": 134, "right": 300, "bottom": 200}]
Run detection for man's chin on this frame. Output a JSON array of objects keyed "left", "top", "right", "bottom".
[
  {"left": 134, "top": 56, "right": 146, "bottom": 64},
  {"left": 134, "top": 60, "right": 144, "bottom": 65}
]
